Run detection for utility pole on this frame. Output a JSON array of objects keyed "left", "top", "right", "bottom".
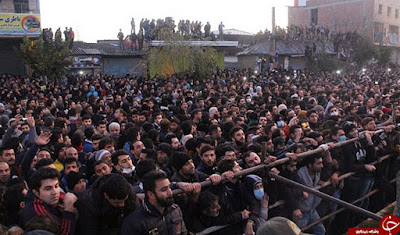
[
  {"left": 270, "top": 6, "right": 276, "bottom": 70},
  {"left": 270, "top": 6, "right": 276, "bottom": 56}
]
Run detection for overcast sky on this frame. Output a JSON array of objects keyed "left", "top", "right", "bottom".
[{"left": 40, "top": 0, "right": 293, "bottom": 43}]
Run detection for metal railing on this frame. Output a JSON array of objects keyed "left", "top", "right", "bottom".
[{"left": 176, "top": 128, "right": 394, "bottom": 235}]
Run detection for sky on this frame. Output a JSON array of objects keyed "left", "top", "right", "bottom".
[{"left": 40, "top": 0, "right": 293, "bottom": 43}]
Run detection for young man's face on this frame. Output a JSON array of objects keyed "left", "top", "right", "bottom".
[
  {"left": 21, "top": 124, "right": 30, "bottom": 133},
  {"left": 97, "top": 124, "right": 107, "bottom": 134},
  {"left": 201, "top": 150, "right": 216, "bottom": 167},
  {"left": 64, "top": 162, "right": 79, "bottom": 175},
  {"left": 311, "top": 158, "right": 324, "bottom": 173},
  {"left": 94, "top": 163, "right": 112, "bottom": 177},
  {"left": 104, "top": 144, "right": 115, "bottom": 154},
  {"left": 232, "top": 129, "right": 245, "bottom": 144},
  {"left": 364, "top": 120, "right": 377, "bottom": 131},
  {"left": 0, "top": 149, "right": 15, "bottom": 165},
  {"left": 244, "top": 152, "right": 261, "bottom": 167},
  {"left": 83, "top": 119, "right": 92, "bottom": 127},
  {"left": 171, "top": 138, "right": 181, "bottom": 150},
  {"left": 117, "top": 155, "right": 133, "bottom": 169},
  {"left": 34, "top": 178, "right": 60, "bottom": 206}
]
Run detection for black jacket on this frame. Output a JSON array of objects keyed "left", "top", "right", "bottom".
[
  {"left": 121, "top": 199, "right": 187, "bottom": 235},
  {"left": 75, "top": 174, "right": 139, "bottom": 235}
]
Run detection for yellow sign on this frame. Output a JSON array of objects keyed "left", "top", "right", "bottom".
[{"left": 0, "top": 13, "right": 41, "bottom": 36}]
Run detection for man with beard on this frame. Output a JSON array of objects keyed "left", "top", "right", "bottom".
[
  {"left": 76, "top": 173, "right": 139, "bottom": 234},
  {"left": 0, "top": 162, "right": 11, "bottom": 191},
  {"left": 121, "top": 170, "right": 187, "bottom": 235},
  {"left": 307, "top": 110, "right": 321, "bottom": 131},
  {"left": 0, "top": 146, "right": 20, "bottom": 178},
  {"left": 229, "top": 126, "right": 246, "bottom": 155}
]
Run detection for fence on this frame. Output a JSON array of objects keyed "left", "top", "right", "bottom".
[{"left": 170, "top": 128, "right": 396, "bottom": 234}]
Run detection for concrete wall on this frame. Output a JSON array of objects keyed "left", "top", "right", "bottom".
[
  {"left": 103, "top": 57, "right": 143, "bottom": 77},
  {"left": 238, "top": 55, "right": 258, "bottom": 70},
  {"left": 0, "top": 39, "right": 26, "bottom": 75}
]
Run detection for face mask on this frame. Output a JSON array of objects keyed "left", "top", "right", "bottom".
[
  {"left": 207, "top": 211, "right": 219, "bottom": 217},
  {"left": 246, "top": 98, "right": 252, "bottom": 103},
  {"left": 122, "top": 166, "right": 135, "bottom": 174},
  {"left": 330, "top": 111, "right": 338, "bottom": 116},
  {"left": 277, "top": 121, "right": 285, "bottom": 128},
  {"left": 339, "top": 135, "right": 347, "bottom": 142},
  {"left": 254, "top": 188, "right": 264, "bottom": 200}
]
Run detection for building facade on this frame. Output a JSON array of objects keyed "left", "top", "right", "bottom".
[
  {"left": 289, "top": 0, "right": 400, "bottom": 46},
  {"left": 0, "top": 0, "right": 41, "bottom": 74}
]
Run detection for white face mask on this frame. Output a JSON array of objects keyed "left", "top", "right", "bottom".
[
  {"left": 331, "top": 111, "right": 339, "bottom": 116},
  {"left": 122, "top": 166, "right": 135, "bottom": 174},
  {"left": 246, "top": 98, "right": 252, "bottom": 103}
]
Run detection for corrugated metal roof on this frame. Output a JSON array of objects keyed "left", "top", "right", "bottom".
[
  {"left": 71, "top": 41, "right": 143, "bottom": 57},
  {"left": 150, "top": 40, "right": 238, "bottom": 47},
  {"left": 212, "top": 29, "right": 255, "bottom": 36},
  {"left": 237, "top": 39, "right": 335, "bottom": 56}
]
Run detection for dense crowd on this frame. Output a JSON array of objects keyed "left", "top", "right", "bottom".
[{"left": 0, "top": 64, "right": 399, "bottom": 235}]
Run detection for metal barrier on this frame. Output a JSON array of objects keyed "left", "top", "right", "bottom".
[{"left": 182, "top": 128, "right": 394, "bottom": 234}]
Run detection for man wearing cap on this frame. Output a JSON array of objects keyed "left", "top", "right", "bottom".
[
  {"left": 66, "top": 171, "right": 87, "bottom": 195},
  {"left": 196, "top": 145, "right": 217, "bottom": 175}
]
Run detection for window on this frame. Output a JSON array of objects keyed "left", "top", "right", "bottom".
[
  {"left": 396, "top": 9, "right": 399, "bottom": 18},
  {"left": 311, "top": 8, "right": 318, "bottom": 25},
  {"left": 13, "top": 0, "right": 29, "bottom": 13},
  {"left": 388, "top": 7, "right": 392, "bottom": 17},
  {"left": 379, "top": 4, "right": 383, "bottom": 14}
]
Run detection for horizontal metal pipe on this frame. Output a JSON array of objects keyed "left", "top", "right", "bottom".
[
  {"left": 301, "top": 178, "right": 396, "bottom": 231},
  {"left": 270, "top": 173, "right": 383, "bottom": 221}
]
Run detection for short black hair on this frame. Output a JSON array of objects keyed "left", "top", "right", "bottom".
[
  {"left": 229, "top": 126, "right": 243, "bottom": 138},
  {"left": 198, "top": 191, "right": 219, "bottom": 212},
  {"left": 35, "top": 158, "right": 55, "bottom": 170},
  {"left": 142, "top": 170, "right": 168, "bottom": 195},
  {"left": 103, "top": 174, "right": 133, "bottom": 200},
  {"left": 217, "top": 156, "right": 236, "bottom": 173},
  {"left": 98, "top": 136, "right": 114, "bottom": 150},
  {"left": 111, "top": 149, "right": 130, "bottom": 166},
  {"left": 63, "top": 157, "right": 78, "bottom": 168},
  {"left": 135, "top": 159, "right": 157, "bottom": 180},
  {"left": 29, "top": 168, "right": 61, "bottom": 192}
]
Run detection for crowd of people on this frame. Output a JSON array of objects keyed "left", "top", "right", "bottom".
[{"left": 0, "top": 64, "right": 399, "bottom": 235}]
